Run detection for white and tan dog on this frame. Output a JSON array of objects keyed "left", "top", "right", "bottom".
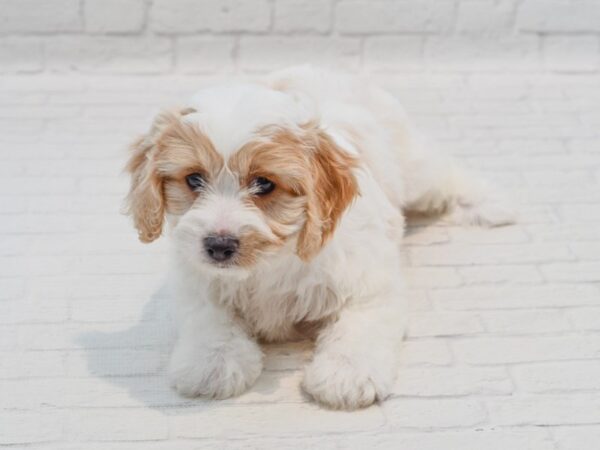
[{"left": 125, "top": 66, "right": 514, "bottom": 410}]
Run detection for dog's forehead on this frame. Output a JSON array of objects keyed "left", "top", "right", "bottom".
[{"left": 182, "top": 83, "right": 313, "bottom": 158}]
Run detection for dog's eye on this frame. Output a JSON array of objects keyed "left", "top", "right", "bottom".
[
  {"left": 251, "top": 177, "right": 275, "bottom": 196},
  {"left": 185, "top": 173, "right": 206, "bottom": 191}
]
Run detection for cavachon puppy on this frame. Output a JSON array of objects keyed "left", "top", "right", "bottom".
[{"left": 125, "top": 66, "right": 514, "bottom": 410}]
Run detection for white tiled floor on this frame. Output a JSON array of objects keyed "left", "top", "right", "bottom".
[{"left": 1, "top": 72, "right": 600, "bottom": 449}]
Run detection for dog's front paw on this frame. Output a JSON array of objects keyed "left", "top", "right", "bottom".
[
  {"left": 302, "top": 352, "right": 393, "bottom": 410},
  {"left": 168, "top": 338, "right": 263, "bottom": 399}
]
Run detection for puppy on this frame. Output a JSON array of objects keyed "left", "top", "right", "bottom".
[{"left": 125, "top": 66, "right": 514, "bottom": 410}]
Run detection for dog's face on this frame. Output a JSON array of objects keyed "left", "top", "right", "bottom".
[{"left": 125, "top": 85, "right": 358, "bottom": 277}]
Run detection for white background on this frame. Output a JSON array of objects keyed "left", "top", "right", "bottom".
[{"left": 1, "top": 1, "right": 600, "bottom": 449}]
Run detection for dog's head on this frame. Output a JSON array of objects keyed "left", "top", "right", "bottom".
[{"left": 125, "top": 84, "right": 359, "bottom": 277}]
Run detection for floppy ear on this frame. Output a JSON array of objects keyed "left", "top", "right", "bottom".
[
  {"left": 296, "top": 128, "right": 359, "bottom": 261},
  {"left": 124, "top": 108, "right": 195, "bottom": 243}
]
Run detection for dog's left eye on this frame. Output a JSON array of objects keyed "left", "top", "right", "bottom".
[
  {"left": 185, "top": 173, "right": 206, "bottom": 191},
  {"left": 251, "top": 177, "right": 275, "bottom": 196}
]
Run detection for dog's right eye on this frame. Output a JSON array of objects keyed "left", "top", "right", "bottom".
[{"left": 185, "top": 173, "right": 206, "bottom": 191}]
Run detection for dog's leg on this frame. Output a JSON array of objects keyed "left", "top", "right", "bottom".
[
  {"left": 402, "top": 145, "right": 516, "bottom": 226},
  {"left": 368, "top": 85, "right": 515, "bottom": 227},
  {"left": 168, "top": 298, "right": 263, "bottom": 399},
  {"left": 302, "top": 296, "right": 406, "bottom": 410}
]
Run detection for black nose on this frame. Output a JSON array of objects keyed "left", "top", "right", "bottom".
[{"left": 203, "top": 235, "right": 239, "bottom": 262}]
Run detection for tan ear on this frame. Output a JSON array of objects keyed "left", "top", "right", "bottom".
[
  {"left": 296, "top": 129, "right": 359, "bottom": 261},
  {"left": 124, "top": 108, "right": 195, "bottom": 243}
]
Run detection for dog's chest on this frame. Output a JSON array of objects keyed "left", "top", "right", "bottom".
[{"left": 212, "top": 263, "right": 345, "bottom": 342}]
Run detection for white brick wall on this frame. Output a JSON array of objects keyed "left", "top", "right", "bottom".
[{"left": 0, "top": 0, "right": 599, "bottom": 73}]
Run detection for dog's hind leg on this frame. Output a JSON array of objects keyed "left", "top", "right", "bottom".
[
  {"left": 365, "top": 84, "right": 515, "bottom": 227},
  {"left": 401, "top": 142, "right": 516, "bottom": 227}
]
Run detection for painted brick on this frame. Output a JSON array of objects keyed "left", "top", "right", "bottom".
[
  {"left": 554, "top": 427, "right": 600, "bottom": 450},
  {"left": 408, "top": 312, "right": 483, "bottom": 337},
  {"left": 171, "top": 403, "right": 386, "bottom": 438},
  {"left": 454, "top": 336, "right": 600, "bottom": 364},
  {"left": 544, "top": 36, "right": 599, "bottom": 72},
  {"left": 426, "top": 36, "right": 540, "bottom": 72},
  {"left": 480, "top": 310, "right": 571, "bottom": 334},
  {"left": 238, "top": 36, "right": 360, "bottom": 71},
  {"left": 456, "top": 0, "right": 514, "bottom": 34},
  {"left": 567, "top": 308, "right": 600, "bottom": 331},
  {"left": 151, "top": 0, "right": 271, "bottom": 33},
  {"left": 458, "top": 265, "right": 544, "bottom": 284},
  {"left": 514, "top": 361, "right": 600, "bottom": 392},
  {"left": 0, "top": 38, "right": 44, "bottom": 73},
  {"left": 397, "top": 341, "right": 453, "bottom": 367},
  {"left": 364, "top": 36, "right": 424, "bottom": 71},
  {"left": 274, "top": 0, "right": 332, "bottom": 33},
  {"left": 85, "top": 0, "right": 146, "bottom": 33},
  {"left": 405, "top": 267, "right": 463, "bottom": 288},
  {"left": 336, "top": 0, "right": 455, "bottom": 34},
  {"left": 393, "top": 366, "right": 512, "bottom": 396},
  {"left": 541, "top": 262, "right": 600, "bottom": 282},
  {"left": 0, "top": 411, "right": 63, "bottom": 444},
  {"left": 409, "top": 243, "right": 574, "bottom": 266},
  {"left": 66, "top": 409, "right": 169, "bottom": 441},
  {"left": 382, "top": 430, "right": 554, "bottom": 450},
  {"left": 176, "top": 36, "right": 236, "bottom": 73},
  {"left": 0, "top": 350, "right": 65, "bottom": 378},
  {"left": 487, "top": 394, "right": 600, "bottom": 426},
  {"left": 517, "top": 0, "right": 600, "bottom": 32},
  {"left": 46, "top": 36, "right": 172, "bottom": 74},
  {"left": 384, "top": 398, "right": 487, "bottom": 428},
  {"left": 0, "top": 0, "right": 81, "bottom": 32},
  {"left": 432, "top": 285, "right": 600, "bottom": 310},
  {"left": 0, "top": 378, "right": 67, "bottom": 409}
]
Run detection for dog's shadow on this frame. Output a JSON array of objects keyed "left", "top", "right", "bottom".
[{"left": 75, "top": 281, "right": 313, "bottom": 413}]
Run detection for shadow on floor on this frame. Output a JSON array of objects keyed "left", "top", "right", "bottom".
[{"left": 74, "top": 280, "right": 312, "bottom": 413}]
